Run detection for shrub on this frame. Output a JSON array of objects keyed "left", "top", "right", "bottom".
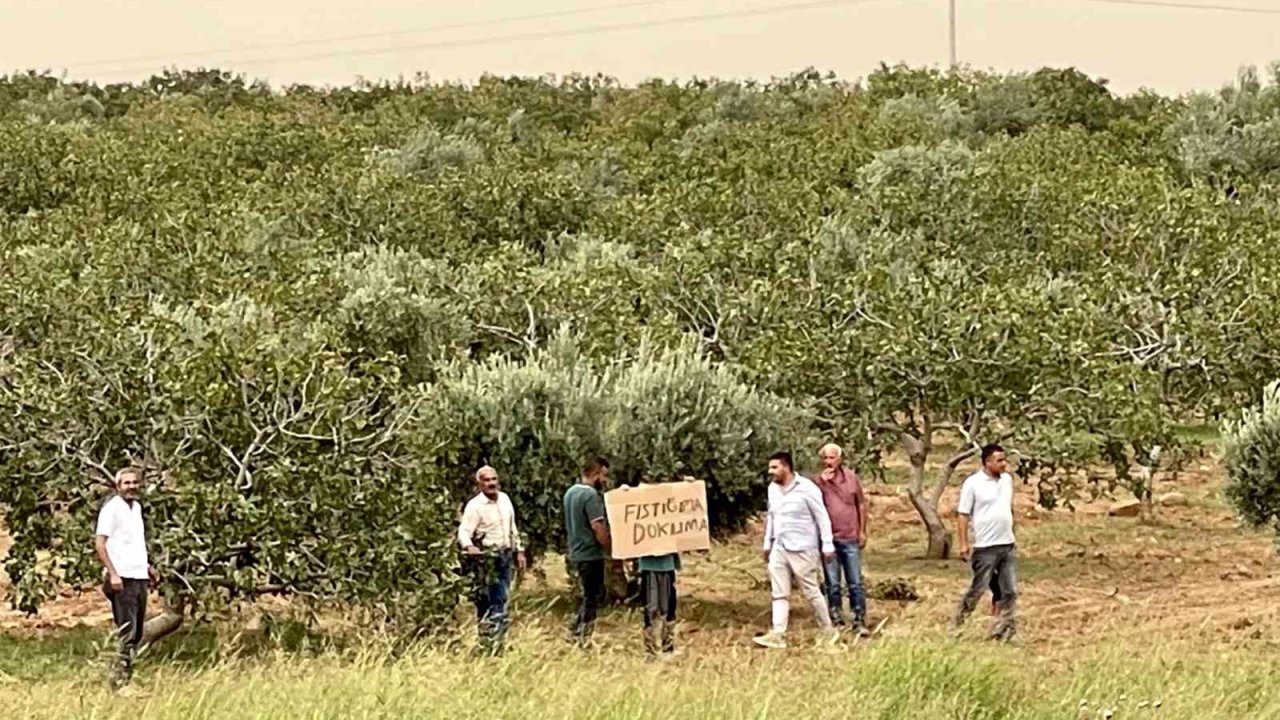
[
  {"left": 409, "top": 333, "right": 814, "bottom": 558},
  {"left": 1224, "top": 380, "right": 1280, "bottom": 543}
]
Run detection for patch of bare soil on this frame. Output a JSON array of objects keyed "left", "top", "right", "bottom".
[{"left": 667, "top": 456, "right": 1279, "bottom": 655}]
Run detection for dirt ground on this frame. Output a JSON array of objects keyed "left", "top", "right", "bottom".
[{"left": 3, "top": 453, "right": 1277, "bottom": 656}]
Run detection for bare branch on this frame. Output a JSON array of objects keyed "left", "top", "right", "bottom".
[
  {"left": 932, "top": 445, "right": 981, "bottom": 505},
  {"left": 854, "top": 305, "right": 894, "bottom": 330},
  {"left": 298, "top": 545, "right": 329, "bottom": 572},
  {"left": 38, "top": 360, "right": 66, "bottom": 386},
  {"left": 58, "top": 440, "right": 115, "bottom": 486},
  {"left": 213, "top": 438, "right": 249, "bottom": 487},
  {"left": 476, "top": 323, "right": 532, "bottom": 349},
  {"left": 211, "top": 422, "right": 269, "bottom": 492},
  {"left": 203, "top": 576, "right": 290, "bottom": 596},
  {"left": 278, "top": 427, "right": 334, "bottom": 443},
  {"left": 523, "top": 301, "right": 539, "bottom": 348}
]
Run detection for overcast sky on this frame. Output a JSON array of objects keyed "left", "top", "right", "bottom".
[{"left": 2, "top": 0, "right": 1277, "bottom": 94}]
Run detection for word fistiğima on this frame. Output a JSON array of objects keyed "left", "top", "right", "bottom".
[{"left": 622, "top": 497, "right": 708, "bottom": 544}]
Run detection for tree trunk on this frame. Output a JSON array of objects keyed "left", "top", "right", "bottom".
[
  {"left": 141, "top": 595, "right": 186, "bottom": 645},
  {"left": 1137, "top": 450, "right": 1160, "bottom": 525},
  {"left": 908, "top": 489, "right": 953, "bottom": 559},
  {"left": 604, "top": 559, "right": 631, "bottom": 605},
  {"left": 892, "top": 414, "right": 983, "bottom": 560},
  {"left": 900, "top": 431, "right": 953, "bottom": 560}
]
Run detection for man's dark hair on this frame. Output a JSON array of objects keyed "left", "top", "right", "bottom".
[
  {"left": 583, "top": 456, "right": 610, "bottom": 476},
  {"left": 767, "top": 451, "right": 794, "bottom": 472},
  {"left": 981, "top": 444, "right": 1006, "bottom": 464}
]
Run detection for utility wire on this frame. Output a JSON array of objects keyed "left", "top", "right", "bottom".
[
  {"left": 1063, "top": 0, "right": 1280, "bottom": 15},
  {"left": 70, "top": 0, "right": 694, "bottom": 70},
  {"left": 84, "top": 0, "right": 898, "bottom": 77}
]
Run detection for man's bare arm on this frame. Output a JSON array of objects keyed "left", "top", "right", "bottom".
[
  {"left": 95, "top": 535, "right": 122, "bottom": 591},
  {"left": 956, "top": 514, "right": 971, "bottom": 560},
  {"left": 590, "top": 518, "right": 611, "bottom": 552}
]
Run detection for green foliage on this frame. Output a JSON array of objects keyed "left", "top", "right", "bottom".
[
  {"left": 373, "top": 125, "right": 485, "bottom": 178},
  {"left": 410, "top": 334, "right": 812, "bottom": 555},
  {"left": 1224, "top": 380, "right": 1280, "bottom": 541},
  {"left": 5, "top": 62, "right": 1280, "bottom": 621}
]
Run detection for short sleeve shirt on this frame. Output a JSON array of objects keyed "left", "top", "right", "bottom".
[
  {"left": 957, "top": 471, "right": 1015, "bottom": 549},
  {"left": 563, "top": 483, "right": 607, "bottom": 562},
  {"left": 95, "top": 496, "right": 149, "bottom": 579}
]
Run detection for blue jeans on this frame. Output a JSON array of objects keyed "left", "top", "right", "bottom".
[
  {"left": 472, "top": 551, "right": 513, "bottom": 651},
  {"left": 824, "top": 540, "right": 866, "bottom": 625}
]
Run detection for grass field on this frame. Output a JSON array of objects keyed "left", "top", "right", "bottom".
[
  {"left": 3, "top": 631, "right": 1278, "bottom": 720},
  {"left": 3, "top": 450, "right": 1278, "bottom": 719}
]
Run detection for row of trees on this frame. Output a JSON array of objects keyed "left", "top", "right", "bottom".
[{"left": 5, "top": 64, "right": 1280, "bottom": 634}]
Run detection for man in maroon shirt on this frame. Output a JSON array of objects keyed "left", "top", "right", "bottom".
[{"left": 815, "top": 443, "right": 870, "bottom": 636}]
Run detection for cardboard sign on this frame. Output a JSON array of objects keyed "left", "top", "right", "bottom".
[{"left": 604, "top": 480, "right": 711, "bottom": 560}]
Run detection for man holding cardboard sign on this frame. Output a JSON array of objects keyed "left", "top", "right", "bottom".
[
  {"left": 605, "top": 479, "right": 710, "bottom": 658},
  {"left": 563, "top": 457, "right": 612, "bottom": 646}
]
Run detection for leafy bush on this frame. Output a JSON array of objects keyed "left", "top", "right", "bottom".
[
  {"left": 1224, "top": 380, "right": 1280, "bottom": 542},
  {"left": 409, "top": 334, "right": 813, "bottom": 557}
]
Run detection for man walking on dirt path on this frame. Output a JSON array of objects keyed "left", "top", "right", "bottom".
[
  {"left": 754, "top": 451, "right": 838, "bottom": 650},
  {"left": 563, "top": 457, "right": 612, "bottom": 646},
  {"left": 94, "top": 467, "right": 159, "bottom": 694},
  {"left": 815, "top": 443, "right": 870, "bottom": 637},
  {"left": 952, "top": 444, "right": 1019, "bottom": 643},
  {"left": 458, "top": 465, "right": 527, "bottom": 655}
]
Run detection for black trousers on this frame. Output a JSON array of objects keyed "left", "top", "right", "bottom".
[
  {"left": 641, "top": 570, "right": 677, "bottom": 654},
  {"left": 955, "top": 544, "right": 1018, "bottom": 639},
  {"left": 571, "top": 559, "right": 606, "bottom": 642},
  {"left": 103, "top": 578, "right": 147, "bottom": 686}
]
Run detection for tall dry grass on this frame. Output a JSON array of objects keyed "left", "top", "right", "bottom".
[{"left": 2, "top": 620, "right": 1276, "bottom": 720}]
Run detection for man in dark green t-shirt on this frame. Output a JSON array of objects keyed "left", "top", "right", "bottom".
[{"left": 563, "top": 457, "right": 611, "bottom": 645}]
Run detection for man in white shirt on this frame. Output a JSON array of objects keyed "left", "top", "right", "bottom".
[
  {"left": 94, "top": 467, "right": 159, "bottom": 691},
  {"left": 952, "top": 444, "right": 1019, "bottom": 642},
  {"left": 458, "top": 465, "right": 526, "bottom": 654},
  {"left": 753, "top": 451, "right": 837, "bottom": 649}
]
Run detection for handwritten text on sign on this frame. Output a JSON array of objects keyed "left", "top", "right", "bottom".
[{"left": 604, "top": 480, "right": 711, "bottom": 560}]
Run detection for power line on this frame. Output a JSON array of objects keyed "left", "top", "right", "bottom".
[
  {"left": 1064, "top": 0, "right": 1280, "bottom": 14},
  {"left": 84, "top": 0, "right": 898, "bottom": 77},
  {"left": 70, "top": 0, "right": 693, "bottom": 71}
]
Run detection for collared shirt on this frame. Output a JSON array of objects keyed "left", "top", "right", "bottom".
[
  {"left": 816, "top": 466, "right": 865, "bottom": 542},
  {"left": 762, "top": 475, "right": 835, "bottom": 554},
  {"left": 957, "top": 471, "right": 1015, "bottom": 549},
  {"left": 95, "top": 495, "right": 149, "bottom": 580},
  {"left": 458, "top": 491, "right": 523, "bottom": 552}
]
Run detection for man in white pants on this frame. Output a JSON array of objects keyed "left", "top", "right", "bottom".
[{"left": 753, "top": 451, "right": 837, "bottom": 649}]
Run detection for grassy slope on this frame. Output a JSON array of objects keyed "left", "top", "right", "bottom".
[{"left": 1, "top": 629, "right": 1277, "bottom": 719}]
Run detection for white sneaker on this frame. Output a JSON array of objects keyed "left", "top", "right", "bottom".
[
  {"left": 752, "top": 631, "right": 787, "bottom": 649},
  {"left": 815, "top": 629, "right": 841, "bottom": 648}
]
